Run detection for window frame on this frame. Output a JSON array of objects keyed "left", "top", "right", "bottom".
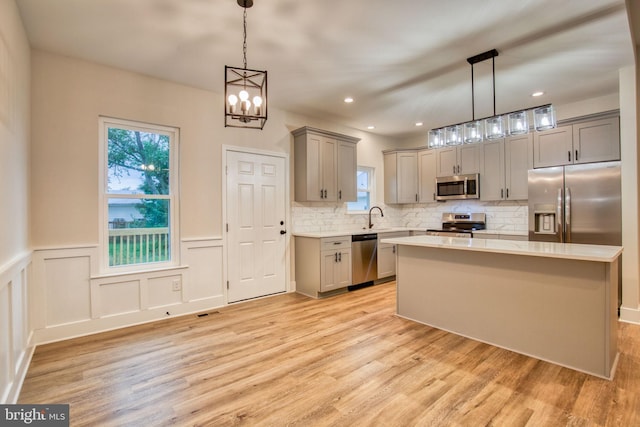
[
  {"left": 347, "top": 166, "right": 375, "bottom": 214},
  {"left": 98, "top": 117, "right": 180, "bottom": 273}
]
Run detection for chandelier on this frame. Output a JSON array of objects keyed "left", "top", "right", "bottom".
[
  {"left": 225, "top": 0, "right": 267, "bottom": 129},
  {"left": 428, "top": 49, "right": 556, "bottom": 148}
]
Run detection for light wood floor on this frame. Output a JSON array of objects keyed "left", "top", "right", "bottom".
[{"left": 19, "top": 282, "right": 640, "bottom": 426}]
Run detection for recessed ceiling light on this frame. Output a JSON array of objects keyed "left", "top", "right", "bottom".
[
  {"left": 415, "top": 122, "right": 424, "bottom": 127},
  {"left": 531, "top": 91, "right": 545, "bottom": 97},
  {"left": 367, "top": 125, "right": 375, "bottom": 130},
  {"left": 344, "top": 97, "right": 354, "bottom": 103}
]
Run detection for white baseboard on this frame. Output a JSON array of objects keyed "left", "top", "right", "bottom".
[
  {"left": 32, "top": 296, "right": 225, "bottom": 345},
  {"left": 619, "top": 306, "right": 640, "bottom": 325}
]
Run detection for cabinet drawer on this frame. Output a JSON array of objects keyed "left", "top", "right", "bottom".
[{"left": 321, "top": 236, "right": 351, "bottom": 251}]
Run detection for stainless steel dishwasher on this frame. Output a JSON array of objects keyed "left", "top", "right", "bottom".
[{"left": 351, "top": 233, "right": 378, "bottom": 285}]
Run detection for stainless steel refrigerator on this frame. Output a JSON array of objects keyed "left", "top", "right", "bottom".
[
  {"left": 528, "top": 161, "right": 621, "bottom": 245},
  {"left": 528, "top": 161, "right": 623, "bottom": 308}
]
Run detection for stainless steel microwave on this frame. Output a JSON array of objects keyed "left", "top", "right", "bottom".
[{"left": 436, "top": 173, "right": 480, "bottom": 201}]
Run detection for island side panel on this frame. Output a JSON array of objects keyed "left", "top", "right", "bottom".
[
  {"left": 607, "top": 259, "right": 619, "bottom": 375},
  {"left": 395, "top": 245, "right": 616, "bottom": 379}
]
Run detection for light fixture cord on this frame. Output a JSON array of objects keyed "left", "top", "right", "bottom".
[
  {"left": 242, "top": 7, "right": 248, "bottom": 69},
  {"left": 471, "top": 64, "right": 475, "bottom": 121},
  {"left": 492, "top": 56, "right": 496, "bottom": 116}
]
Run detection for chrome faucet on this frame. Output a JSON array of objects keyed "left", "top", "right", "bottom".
[{"left": 368, "top": 206, "right": 384, "bottom": 229}]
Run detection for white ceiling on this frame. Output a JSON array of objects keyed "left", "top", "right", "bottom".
[{"left": 15, "top": 0, "right": 636, "bottom": 137}]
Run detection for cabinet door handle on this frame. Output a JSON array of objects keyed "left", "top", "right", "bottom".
[
  {"left": 324, "top": 189, "right": 328, "bottom": 198},
  {"left": 453, "top": 165, "right": 455, "bottom": 174},
  {"left": 335, "top": 253, "right": 338, "bottom": 262},
  {"left": 506, "top": 188, "right": 509, "bottom": 199},
  {"left": 392, "top": 245, "right": 396, "bottom": 254},
  {"left": 501, "top": 189, "right": 504, "bottom": 199},
  {"left": 575, "top": 150, "right": 579, "bottom": 162},
  {"left": 568, "top": 151, "right": 571, "bottom": 162},
  {"left": 415, "top": 194, "right": 418, "bottom": 202},
  {"left": 457, "top": 165, "right": 461, "bottom": 174},
  {"left": 338, "top": 252, "right": 342, "bottom": 262},
  {"left": 433, "top": 192, "right": 435, "bottom": 201},
  {"left": 338, "top": 190, "right": 342, "bottom": 200},
  {"left": 320, "top": 189, "right": 324, "bottom": 199}
]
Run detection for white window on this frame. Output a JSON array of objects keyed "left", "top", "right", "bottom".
[
  {"left": 347, "top": 166, "right": 374, "bottom": 213},
  {"left": 99, "top": 117, "right": 179, "bottom": 272}
]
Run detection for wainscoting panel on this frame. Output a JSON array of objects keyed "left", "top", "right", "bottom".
[
  {"left": 182, "top": 240, "right": 224, "bottom": 302},
  {"left": 31, "top": 239, "right": 224, "bottom": 345},
  {"left": 97, "top": 280, "right": 141, "bottom": 318},
  {"left": 0, "top": 251, "right": 33, "bottom": 404},
  {"left": 0, "top": 283, "right": 11, "bottom": 400},
  {"left": 44, "top": 256, "right": 91, "bottom": 326},
  {"left": 147, "top": 275, "right": 182, "bottom": 309}
]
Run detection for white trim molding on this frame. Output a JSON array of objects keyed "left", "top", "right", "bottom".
[
  {"left": 1, "top": 251, "right": 34, "bottom": 404},
  {"left": 31, "top": 238, "right": 224, "bottom": 345}
]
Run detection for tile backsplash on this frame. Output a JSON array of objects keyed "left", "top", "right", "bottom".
[{"left": 292, "top": 200, "right": 528, "bottom": 233}]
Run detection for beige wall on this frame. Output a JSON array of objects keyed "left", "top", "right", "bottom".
[
  {"left": 0, "top": 0, "right": 30, "bottom": 265},
  {"left": 29, "top": 50, "right": 400, "bottom": 247}
]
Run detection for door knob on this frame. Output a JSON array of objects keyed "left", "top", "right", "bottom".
[{"left": 280, "top": 230, "right": 287, "bottom": 235}]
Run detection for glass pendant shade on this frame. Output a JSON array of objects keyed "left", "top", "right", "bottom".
[
  {"left": 485, "top": 115, "right": 505, "bottom": 139},
  {"left": 508, "top": 111, "right": 529, "bottom": 135},
  {"left": 445, "top": 125, "right": 463, "bottom": 145},
  {"left": 534, "top": 105, "right": 556, "bottom": 131},
  {"left": 463, "top": 121, "right": 483, "bottom": 143},
  {"left": 428, "top": 129, "right": 443, "bottom": 148}
]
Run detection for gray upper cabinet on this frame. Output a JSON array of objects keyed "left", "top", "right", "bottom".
[
  {"left": 337, "top": 141, "right": 357, "bottom": 202},
  {"left": 533, "top": 117, "right": 619, "bottom": 168},
  {"left": 480, "top": 134, "right": 532, "bottom": 201},
  {"left": 293, "top": 127, "right": 360, "bottom": 202},
  {"left": 436, "top": 144, "right": 480, "bottom": 177},
  {"left": 418, "top": 149, "right": 437, "bottom": 203},
  {"left": 384, "top": 150, "right": 418, "bottom": 204},
  {"left": 532, "top": 126, "right": 572, "bottom": 168},
  {"left": 572, "top": 117, "right": 620, "bottom": 164}
]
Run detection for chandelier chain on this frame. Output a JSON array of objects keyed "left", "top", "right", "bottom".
[{"left": 242, "top": 8, "right": 247, "bottom": 69}]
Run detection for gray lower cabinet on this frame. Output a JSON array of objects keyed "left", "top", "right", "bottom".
[
  {"left": 295, "top": 236, "right": 352, "bottom": 298},
  {"left": 377, "top": 231, "right": 410, "bottom": 279}
]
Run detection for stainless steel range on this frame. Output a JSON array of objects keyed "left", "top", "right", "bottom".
[{"left": 426, "top": 212, "right": 486, "bottom": 237}]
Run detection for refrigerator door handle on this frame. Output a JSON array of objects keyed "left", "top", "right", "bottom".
[
  {"left": 565, "top": 187, "right": 571, "bottom": 243},
  {"left": 557, "top": 187, "right": 564, "bottom": 243}
]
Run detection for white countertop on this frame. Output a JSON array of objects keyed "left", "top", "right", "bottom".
[
  {"left": 472, "top": 229, "right": 528, "bottom": 237},
  {"left": 292, "top": 227, "right": 416, "bottom": 238},
  {"left": 381, "top": 235, "right": 622, "bottom": 263},
  {"left": 292, "top": 228, "right": 528, "bottom": 238}
]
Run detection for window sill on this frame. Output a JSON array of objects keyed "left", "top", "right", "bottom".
[{"left": 91, "top": 264, "right": 188, "bottom": 280}]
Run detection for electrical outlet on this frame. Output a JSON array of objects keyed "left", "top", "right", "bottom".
[{"left": 172, "top": 280, "right": 181, "bottom": 292}]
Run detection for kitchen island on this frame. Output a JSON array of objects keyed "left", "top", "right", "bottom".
[{"left": 381, "top": 235, "right": 622, "bottom": 379}]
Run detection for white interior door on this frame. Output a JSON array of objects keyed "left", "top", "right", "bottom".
[{"left": 226, "top": 150, "right": 287, "bottom": 303}]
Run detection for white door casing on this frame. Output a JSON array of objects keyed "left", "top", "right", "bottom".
[{"left": 225, "top": 149, "right": 287, "bottom": 303}]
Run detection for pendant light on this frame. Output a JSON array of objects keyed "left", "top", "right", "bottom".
[
  {"left": 427, "top": 48, "right": 556, "bottom": 148},
  {"left": 224, "top": 0, "right": 267, "bottom": 129}
]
